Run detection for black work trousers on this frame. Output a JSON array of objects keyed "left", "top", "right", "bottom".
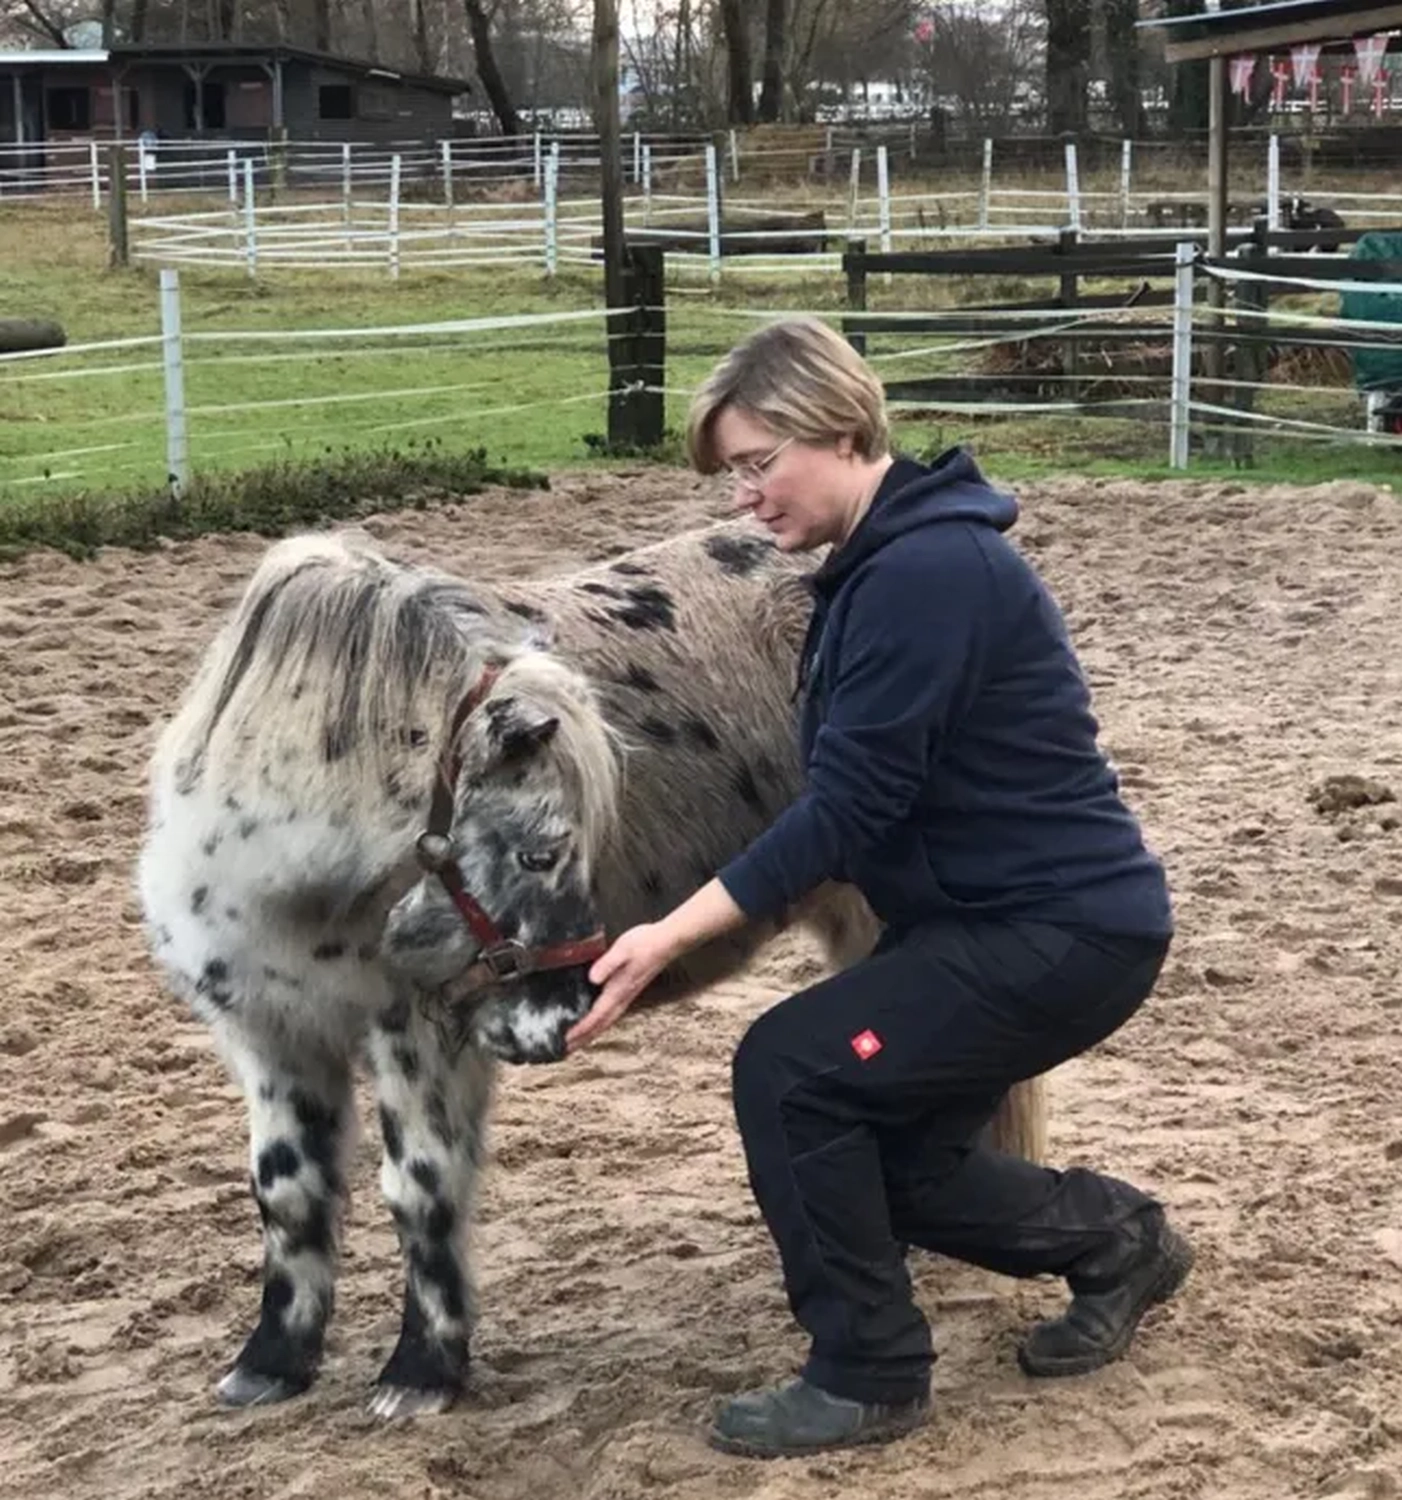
[{"left": 729, "top": 918, "right": 1170, "bottom": 1405}]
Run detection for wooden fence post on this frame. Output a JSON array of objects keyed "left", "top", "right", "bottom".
[
  {"left": 608, "top": 243, "right": 666, "bottom": 450},
  {"left": 844, "top": 237, "right": 868, "bottom": 356},
  {"left": 107, "top": 142, "right": 129, "bottom": 268},
  {"left": 1231, "top": 219, "right": 1271, "bottom": 467}
]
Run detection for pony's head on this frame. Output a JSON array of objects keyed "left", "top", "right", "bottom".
[{"left": 382, "top": 652, "right": 620, "bottom": 1063}]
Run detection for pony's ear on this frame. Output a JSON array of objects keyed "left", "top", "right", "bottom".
[{"left": 485, "top": 697, "right": 560, "bottom": 760}]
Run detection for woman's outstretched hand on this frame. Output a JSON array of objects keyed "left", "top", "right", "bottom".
[
  {"left": 564, "top": 922, "right": 679, "bottom": 1052},
  {"left": 563, "top": 878, "right": 749, "bottom": 1054}
]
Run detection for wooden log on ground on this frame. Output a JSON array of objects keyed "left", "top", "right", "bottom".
[
  {"left": 593, "top": 209, "right": 828, "bottom": 257},
  {"left": 0, "top": 319, "right": 66, "bottom": 354}
]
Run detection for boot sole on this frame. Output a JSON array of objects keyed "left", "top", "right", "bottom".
[
  {"left": 1017, "top": 1229, "right": 1195, "bottom": 1379},
  {"left": 706, "top": 1402, "right": 929, "bottom": 1460}
]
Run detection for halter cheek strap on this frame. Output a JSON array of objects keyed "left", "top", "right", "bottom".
[{"left": 415, "top": 665, "right": 607, "bottom": 990}]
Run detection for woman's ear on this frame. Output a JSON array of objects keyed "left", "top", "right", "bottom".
[{"left": 835, "top": 432, "right": 855, "bottom": 459}]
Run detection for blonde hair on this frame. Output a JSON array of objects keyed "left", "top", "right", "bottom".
[{"left": 686, "top": 315, "right": 891, "bottom": 473}]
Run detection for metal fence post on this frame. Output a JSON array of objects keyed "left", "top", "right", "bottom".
[
  {"left": 705, "top": 140, "right": 721, "bottom": 284},
  {"left": 89, "top": 140, "right": 101, "bottom": 211},
  {"left": 1120, "top": 138, "right": 1133, "bottom": 229},
  {"left": 978, "top": 138, "right": 992, "bottom": 231},
  {"left": 877, "top": 144, "right": 891, "bottom": 283},
  {"left": 1170, "top": 240, "right": 1195, "bottom": 469},
  {"left": 1064, "top": 139, "right": 1082, "bottom": 231},
  {"left": 1267, "top": 132, "right": 1281, "bottom": 233},
  {"left": 388, "top": 151, "right": 401, "bottom": 280},
  {"left": 159, "top": 268, "right": 188, "bottom": 496},
  {"left": 243, "top": 156, "right": 257, "bottom": 278},
  {"left": 543, "top": 143, "right": 559, "bottom": 275}
]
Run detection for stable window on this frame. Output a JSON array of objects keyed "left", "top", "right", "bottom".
[
  {"left": 359, "top": 85, "right": 393, "bottom": 120},
  {"left": 319, "top": 84, "right": 354, "bottom": 120},
  {"left": 45, "top": 87, "right": 90, "bottom": 131}
]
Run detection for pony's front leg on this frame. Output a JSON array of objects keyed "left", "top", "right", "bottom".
[
  {"left": 217, "top": 1042, "right": 355, "bottom": 1408},
  {"left": 367, "top": 994, "right": 496, "bottom": 1418}
]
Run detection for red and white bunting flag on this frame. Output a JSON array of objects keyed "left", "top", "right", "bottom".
[
  {"left": 1270, "top": 58, "right": 1291, "bottom": 107},
  {"left": 1340, "top": 62, "right": 1358, "bottom": 112},
  {"left": 1355, "top": 33, "right": 1390, "bottom": 87},
  {"left": 1291, "top": 43, "right": 1321, "bottom": 89},
  {"left": 1229, "top": 54, "right": 1257, "bottom": 97}
]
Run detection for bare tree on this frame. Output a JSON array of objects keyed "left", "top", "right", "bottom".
[
  {"left": 757, "top": 0, "right": 784, "bottom": 121},
  {"left": 915, "top": 1, "right": 1041, "bottom": 130},
  {"left": 1099, "top": 0, "right": 1143, "bottom": 136},
  {"left": 410, "top": 0, "right": 432, "bottom": 71},
  {"left": 717, "top": 0, "right": 753, "bottom": 123},
  {"left": 2, "top": 0, "right": 76, "bottom": 45},
  {"left": 463, "top": 0, "right": 522, "bottom": 134},
  {"left": 1044, "top": 0, "right": 1090, "bottom": 134},
  {"left": 796, "top": 0, "right": 913, "bottom": 118}
]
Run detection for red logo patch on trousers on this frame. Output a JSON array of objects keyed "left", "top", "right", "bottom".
[{"left": 850, "top": 1028, "right": 883, "bottom": 1060}]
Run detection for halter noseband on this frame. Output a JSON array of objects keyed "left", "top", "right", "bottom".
[{"left": 414, "top": 665, "right": 607, "bottom": 990}]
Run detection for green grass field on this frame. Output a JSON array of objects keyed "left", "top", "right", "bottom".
[{"left": 1, "top": 179, "right": 1399, "bottom": 537}]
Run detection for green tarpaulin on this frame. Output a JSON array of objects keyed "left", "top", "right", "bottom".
[{"left": 1341, "top": 231, "right": 1402, "bottom": 390}]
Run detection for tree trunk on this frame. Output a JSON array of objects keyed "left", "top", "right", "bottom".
[
  {"left": 463, "top": 0, "right": 521, "bottom": 137},
  {"left": 129, "top": 0, "right": 149, "bottom": 42},
  {"left": 410, "top": 0, "right": 433, "bottom": 75},
  {"left": 758, "top": 0, "right": 785, "bottom": 122},
  {"left": 311, "top": 0, "right": 331, "bottom": 51},
  {"left": 1044, "top": 0, "right": 1091, "bottom": 135},
  {"left": 1102, "top": 0, "right": 1143, "bottom": 137},
  {"left": 1163, "top": 0, "right": 1209, "bottom": 134},
  {"left": 594, "top": 0, "right": 625, "bottom": 315},
  {"left": 362, "top": 0, "right": 380, "bottom": 62},
  {"left": 718, "top": 0, "right": 754, "bottom": 124},
  {"left": 100, "top": 0, "right": 117, "bottom": 47}
]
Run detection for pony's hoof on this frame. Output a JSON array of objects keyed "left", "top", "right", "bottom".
[
  {"left": 216, "top": 1366, "right": 307, "bottom": 1408},
  {"left": 368, "top": 1382, "right": 457, "bottom": 1420}
]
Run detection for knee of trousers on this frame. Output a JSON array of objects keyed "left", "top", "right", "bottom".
[{"left": 730, "top": 1004, "right": 794, "bottom": 1111}]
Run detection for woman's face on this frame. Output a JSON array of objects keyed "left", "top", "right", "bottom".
[{"left": 712, "top": 406, "right": 859, "bottom": 553}]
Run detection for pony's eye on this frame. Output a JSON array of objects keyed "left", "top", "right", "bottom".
[{"left": 517, "top": 848, "right": 561, "bottom": 873}]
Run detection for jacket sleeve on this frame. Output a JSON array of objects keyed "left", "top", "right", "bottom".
[{"left": 717, "top": 531, "right": 995, "bottom": 922}]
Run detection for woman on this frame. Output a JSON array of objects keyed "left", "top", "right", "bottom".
[{"left": 564, "top": 316, "right": 1189, "bottom": 1459}]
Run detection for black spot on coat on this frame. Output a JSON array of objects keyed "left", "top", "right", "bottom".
[
  {"left": 609, "top": 585, "right": 677, "bottom": 632},
  {"left": 621, "top": 662, "right": 661, "bottom": 692},
  {"left": 682, "top": 716, "right": 720, "bottom": 751},
  {"left": 257, "top": 1140, "right": 301, "bottom": 1188},
  {"left": 639, "top": 716, "right": 677, "bottom": 745},
  {"left": 704, "top": 532, "right": 776, "bottom": 576},
  {"left": 504, "top": 600, "right": 547, "bottom": 623},
  {"left": 379, "top": 1106, "right": 404, "bottom": 1163},
  {"left": 731, "top": 762, "right": 765, "bottom": 812}
]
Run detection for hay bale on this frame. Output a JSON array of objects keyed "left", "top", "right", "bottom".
[{"left": 0, "top": 320, "right": 65, "bottom": 354}]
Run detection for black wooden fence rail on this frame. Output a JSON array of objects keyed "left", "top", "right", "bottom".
[{"left": 604, "top": 223, "right": 1402, "bottom": 458}]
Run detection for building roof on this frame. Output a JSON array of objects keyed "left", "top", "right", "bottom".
[
  {"left": 0, "top": 43, "right": 471, "bottom": 94},
  {"left": 1139, "top": 0, "right": 1402, "bottom": 62}
]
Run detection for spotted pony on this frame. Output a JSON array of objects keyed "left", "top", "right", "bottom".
[{"left": 138, "top": 521, "right": 1046, "bottom": 1418}]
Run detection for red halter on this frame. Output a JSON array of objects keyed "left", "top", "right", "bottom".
[{"left": 414, "top": 665, "right": 607, "bottom": 990}]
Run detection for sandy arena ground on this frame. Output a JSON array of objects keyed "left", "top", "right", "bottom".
[{"left": 2, "top": 468, "right": 1401, "bottom": 1500}]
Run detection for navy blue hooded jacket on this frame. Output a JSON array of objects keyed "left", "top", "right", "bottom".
[{"left": 717, "top": 449, "right": 1173, "bottom": 937}]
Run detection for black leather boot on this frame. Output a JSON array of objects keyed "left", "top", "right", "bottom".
[
  {"left": 1018, "top": 1208, "right": 1193, "bottom": 1377},
  {"left": 707, "top": 1377, "right": 930, "bottom": 1458}
]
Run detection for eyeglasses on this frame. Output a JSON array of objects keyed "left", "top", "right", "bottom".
[{"left": 727, "top": 435, "right": 793, "bottom": 492}]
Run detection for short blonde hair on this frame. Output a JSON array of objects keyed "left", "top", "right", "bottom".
[{"left": 686, "top": 316, "right": 891, "bottom": 474}]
